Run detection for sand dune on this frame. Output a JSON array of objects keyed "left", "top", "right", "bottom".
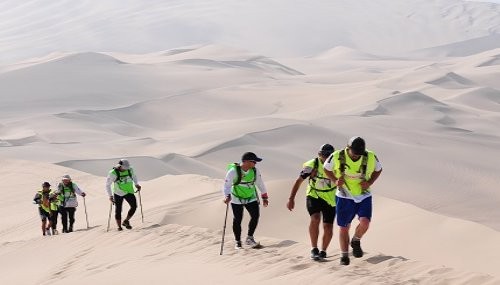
[
  {"left": 425, "top": 72, "right": 475, "bottom": 89},
  {"left": 1, "top": 162, "right": 500, "bottom": 284},
  {"left": 3, "top": 224, "right": 499, "bottom": 285},
  {"left": 414, "top": 34, "right": 500, "bottom": 57},
  {"left": 362, "top": 91, "right": 450, "bottom": 117},
  {"left": 2, "top": 0, "right": 500, "bottom": 284},
  {"left": 447, "top": 87, "right": 500, "bottom": 112}
]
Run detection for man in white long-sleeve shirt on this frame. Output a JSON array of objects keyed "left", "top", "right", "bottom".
[
  {"left": 57, "top": 174, "right": 86, "bottom": 233},
  {"left": 106, "top": 159, "right": 141, "bottom": 231},
  {"left": 223, "top": 152, "right": 269, "bottom": 249}
]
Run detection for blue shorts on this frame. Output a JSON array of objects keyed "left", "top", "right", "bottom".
[{"left": 336, "top": 196, "right": 372, "bottom": 227}]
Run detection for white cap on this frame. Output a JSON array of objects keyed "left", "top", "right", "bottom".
[
  {"left": 62, "top": 174, "right": 72, "bottom": 181},
  {"left": 116, "top": 159, "right": 130, "bottom": 170}
]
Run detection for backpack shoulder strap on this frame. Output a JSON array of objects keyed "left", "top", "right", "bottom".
[
  {"left": 360, "top": 152, "right": 369, "bottom": 177},
  {"left": 232, "top": 163, "right": 242, "bottom": 186},
  {"left": 309, "top": 157, "right": 319, "bottom": 181},
  {"left": 339, "top": 149, "right": 346, "bottom": 174},
  {"left": 251, "top": 167, "right": 257, "bottom": 183},
  {"left": 113, "top": 167, "right": 121, "bottom": 182}
]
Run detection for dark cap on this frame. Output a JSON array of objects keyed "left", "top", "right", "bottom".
[
  {"left": 42, "top": 182, "right": 51, "bottom": 187},
  {"left": 318, "top": 143, "right": 334, "bottom": 157},
  {"left": 348, "top": 136, "right": 366, "bottom": 155},
  {"left": 241, "top": 152, "right": 263, "bottom": 162}
]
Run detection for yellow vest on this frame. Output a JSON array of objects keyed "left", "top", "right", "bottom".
[
  {"left": 304, "top": 158, "right": 336, "bottom": 206},
  {"left": 331, "top": 148, "right": 377, "bottom": 196},
  {"left": 37, "top": 190, "right": 58, "bottom": 212}
]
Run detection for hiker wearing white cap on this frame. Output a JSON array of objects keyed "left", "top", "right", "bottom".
[
  {"left": 223, "top": 152, "right": 269, "bottom": 249},
  {"left": 287, "top": 144, "right": 336, "bottom": 261},
  {"left": 56, "top": 175, "right": 86, "bottom": 233},
  {"left": 323, "top": 137, "right": 382, "bottom": 266},
  {"left": 106, "top": 159, "right": 141, "bottom": 231}
]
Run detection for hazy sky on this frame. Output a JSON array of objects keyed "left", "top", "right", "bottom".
[{"left": 0, "top": 0, "right": 499, "bottom": 64}]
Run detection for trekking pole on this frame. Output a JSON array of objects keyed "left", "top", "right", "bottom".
[
  {"left": 106, "top": 202, "right": 113, "bottom": 232},
  {"left": 220, "top": 202, "right": 229, "bottom": 255},
  {"left": 83, "top": 196, "right": 90, "bottom": 229},
  {"left": 137, "top": 190, "right": 144, "bottom": 223}
]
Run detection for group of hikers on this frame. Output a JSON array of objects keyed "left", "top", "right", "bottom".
[
  {"left": 34, "top": 136, "right": 382, "bottom": 266},
  {"left": 223, "top": 136, "right": 382, "bottom": 266},
  {"left": 34, "top": 175, "right": 86, "bottom": 235},
  {"left": 34, "top": 159, "right": 141, "bottom": 235}
]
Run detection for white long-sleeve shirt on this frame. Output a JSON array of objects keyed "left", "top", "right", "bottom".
[
  {"left": 223, "top": 167, "right": 268, "bottom": 204},
  {"left": 105, "top": 167, "right": 139, "bottom": 197},
  {"left": 56, "top": 182, "right": 84, "bottom": 196}
]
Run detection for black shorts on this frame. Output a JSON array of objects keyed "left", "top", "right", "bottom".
[
  {"left": 306, "top": 196, "right": 336, "bottom": 224},
  {"left": 38, "top": 207, "right": 51, "bottom": 221}
]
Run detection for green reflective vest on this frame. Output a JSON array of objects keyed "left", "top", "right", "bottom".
[
  {"left": 37, "top": 190, "right": 58, "bottom": 212},
  {"left": 228, "top": 163, "right": 257, "bottom": 200},
  {"left": 331, "top": 148, "right": 377, "bottom": 196},
  {"left": 111, "top": 168, "right": 135, "bottom": 194},
  {"left": 304, "top": 158, "right": 336, "bottom": 207}
]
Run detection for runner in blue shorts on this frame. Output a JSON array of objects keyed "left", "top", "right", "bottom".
[{"left": 324, "top": 136, "right": 382, "bottom": 266}]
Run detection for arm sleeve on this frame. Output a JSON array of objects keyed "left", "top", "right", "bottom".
[
  {"left": 131, "top": 169, "right": 139, "bottom": 185},
  {"left": 255, "top": 168, "right": 268, "bottom": 195},
  {"left": 323, "top": 154, "right": 335, "bottom": 171},
  {"left": 73, "top": 183, "right": 84, "bottom": 195},
  {"left": 106, "top": 173, "right": 115, "bottom": 197},
  {"left": 299, "top": 166, "right": 313, "bottom": 179},
  {"left": 223, "top": 169, "right": 236, "bottom": 197},
  {"left": 33, "top": 193, "right": 41, "bottom": 203},
  {"left": 375, "top": 156, "right": 382, "bottom": 171}
]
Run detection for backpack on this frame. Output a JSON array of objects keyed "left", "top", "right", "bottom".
[
  {"left": 58, "top": 182, "right": 78, "bottom": 207},
  {"left": 308, "top": 157, "right": 336, "bottom": 192},
  {"left": 338, "top": 149, "right": 368, "bottom": 177},
  {"left": 229, "top": 163, "right": 257, "bottom": 186},
  {"left": 113, "top": 167, "right": 133, "bottom": 182},
  {"left": 305, "top": 157, "right": 320, "bottom": 181}
]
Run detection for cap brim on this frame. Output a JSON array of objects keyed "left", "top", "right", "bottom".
[
  {"left": 255, "top": 157, "right": 263, "bottom": 162},
  {"left": 351, "top": 148, "right": 365, "bottom": 155}
]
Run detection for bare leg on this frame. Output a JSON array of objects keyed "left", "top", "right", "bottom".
[
  {"left": 354, "top": 217, "right": 370, "bottom": 239},
  {"left": 339, "top": 225, "right": 351, "bottom": 252},
  {"left": 309, "top": 213, "right": 321, "bottom": 248},
  {"left": 321, "top": 223, "right": 333, "bottom": 251},
  {"left": 42, "top": 219, "right": 48, "bottom": 235}
]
